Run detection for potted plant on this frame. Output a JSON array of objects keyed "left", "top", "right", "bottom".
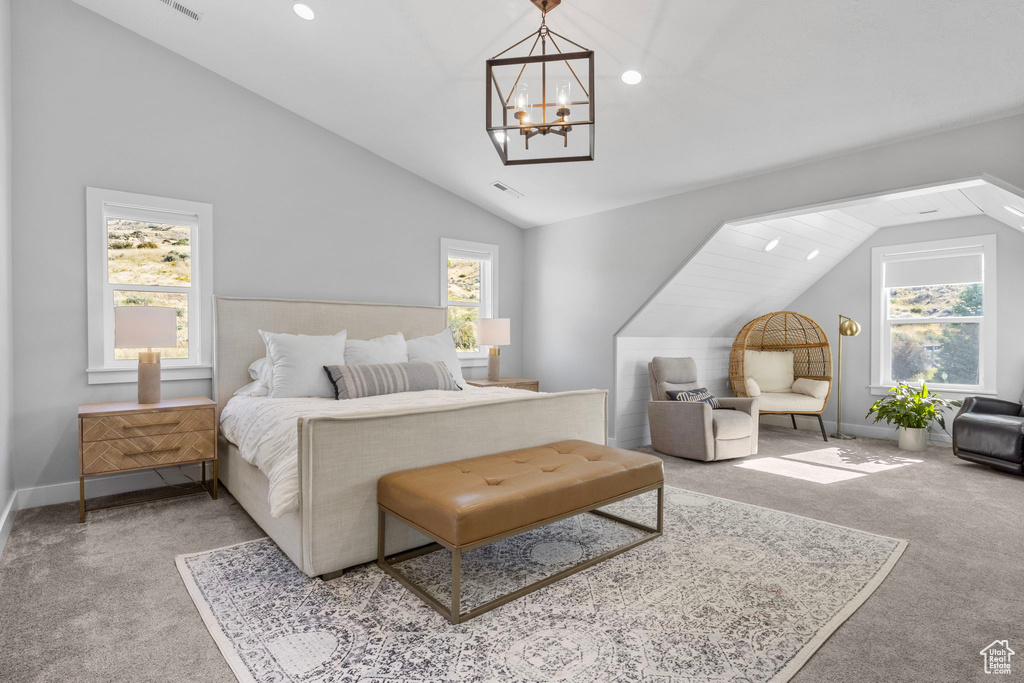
[{"left": 865, "top": 382, "right": 962, "bottom": 451}]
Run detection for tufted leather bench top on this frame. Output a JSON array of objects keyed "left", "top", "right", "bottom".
[{"left": 378, "top": 439, "right": 664, "bottom": 546}]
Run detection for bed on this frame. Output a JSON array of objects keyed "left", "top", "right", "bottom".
[{"left": 214, "top": 296, "right": 608, "bottom": 578}]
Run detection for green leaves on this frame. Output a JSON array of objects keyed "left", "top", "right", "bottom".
[{"left": 865, "top": 382, "right": 962, "bottom": 432}]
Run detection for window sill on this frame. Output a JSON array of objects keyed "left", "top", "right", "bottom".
[
  {"left": 868, "top": 384, "right": 996, "bottom": 397},
  {"left": 87, "top": 365, "right": 213, "bottom": 385},
  {"left": 459, "top": 357, "right": 488, "bottom": 368}
]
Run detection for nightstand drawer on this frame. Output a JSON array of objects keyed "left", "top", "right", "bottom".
[
  {"left": 81, "top": 430, "right": 216, "bottom": 474},
  {"left": 81, "top": 409, "right": 214, "bottom": 443}
]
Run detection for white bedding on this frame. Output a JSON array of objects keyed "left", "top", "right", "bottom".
[{"left": 220, "top": 386, "right": 531, "bottom": 518}]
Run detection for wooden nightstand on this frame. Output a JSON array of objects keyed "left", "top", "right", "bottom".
[
  {"left": 78, "top": 396, "right": 217, "bottom": 522},
  {"left": 466, "top": 377, "right": 540, "bottom": 392}
]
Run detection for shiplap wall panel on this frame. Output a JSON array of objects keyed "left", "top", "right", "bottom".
[{"left": 614, "top": 336, "right": 733, "bottom": 449}]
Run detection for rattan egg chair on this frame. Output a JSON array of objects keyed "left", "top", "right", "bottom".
[{"left": 729, "top": 311, "right": 832, "bottom": 440}]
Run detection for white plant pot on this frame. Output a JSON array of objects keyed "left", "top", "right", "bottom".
[{"left": 897, "top": 427, "right": 928, "bottom": 452}]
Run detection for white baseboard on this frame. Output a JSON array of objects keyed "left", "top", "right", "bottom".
[
  {"left": 761, "top": 415, "right": 953, "bottom": 445},
  {"left": 15, "top": 463, "right": 206, "bottom": 510},
  {"left": 616, "top": 417, "right": 953, "bottom": 453},
  {"left": 0, "top": 490, "right": 16, "bottom": 559}
]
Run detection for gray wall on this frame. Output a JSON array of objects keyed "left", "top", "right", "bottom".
[
  {"left": 0, "top": 0, "right": 14, "bottom": 535},
  {"left": 10, "top": 0, "right": 524, "bottom": 495},
  {"left": 785, "top": 214, "right": 1024, "bottom": 435},
  {"left": 523, "top": 113, "right": 1024, "bottom": 437}
]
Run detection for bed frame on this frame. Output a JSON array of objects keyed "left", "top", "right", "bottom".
[{"left": 214, "top": 296, "right": 608, "bottom": 578}]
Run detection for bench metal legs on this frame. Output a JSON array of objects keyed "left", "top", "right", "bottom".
[{"left": 377, "top": 484, "right": 664, "bottom": 625}]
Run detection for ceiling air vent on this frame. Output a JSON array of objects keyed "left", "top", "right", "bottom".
[
  {"left": 490, "top": 181, "right": 523, "bottom": 199},
  {"left": 918, "top": 209, "right": 939, "bottom": 215},
  {"left": 157, "top": 0, "right": 202, "bottom": 21}
]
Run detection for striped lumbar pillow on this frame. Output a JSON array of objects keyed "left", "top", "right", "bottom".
[{"left": 323, "top": 360, "right": 461, "bottom": 400}]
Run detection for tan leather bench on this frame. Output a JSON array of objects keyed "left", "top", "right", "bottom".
[{"left": 377, "top": 439, "right": 664, "bottom": 624}]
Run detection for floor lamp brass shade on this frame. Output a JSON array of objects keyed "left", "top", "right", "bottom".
[
  {"left": 114, "top": 306, "right": 177, "bottom": 404},
  {"left": 832, "top": 314, "right": 862, "bottom": 439}
]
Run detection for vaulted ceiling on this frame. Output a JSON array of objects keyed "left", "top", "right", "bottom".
[
  {"left": 618, "top": 179, "right": 1024, "bottom": 338},
  {"left": 69, "top": 0, "right": 1024, "bottom": 228}
]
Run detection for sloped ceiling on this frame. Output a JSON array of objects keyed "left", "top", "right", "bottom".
[
  {"left": 619, "top": 179, "right": 1023, "bottom": 338},
  {"left": 67, "top": 0, "right": 1024, "bottom": 228}
]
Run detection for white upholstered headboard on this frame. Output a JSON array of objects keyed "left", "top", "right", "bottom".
[{"left": 213, "top": 296, "right": 446, "bottom": 415}]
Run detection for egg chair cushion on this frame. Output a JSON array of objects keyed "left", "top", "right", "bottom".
[
  {"left": 792, "top": 378, "right": 829, "bottom": 399},
  {"left": 744, "top": 350, "right": 795, "bottom": 393},
  {"left": 758, "top": 391, "right": 826, "bottom": 413}
]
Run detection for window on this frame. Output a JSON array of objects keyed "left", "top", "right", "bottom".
[
  {"left": 86, "top": 188, "right": 213, "bottom": 384},
  {"left": 440, "top": 238, "right": 498, "bottom": 363},
  {"left": 871, "top": 235, "right": 996, "bottom": 395}
]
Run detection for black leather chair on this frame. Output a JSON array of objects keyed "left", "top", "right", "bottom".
[{"left": 952, "top": 395, "right": 1024, "bottom": 475}]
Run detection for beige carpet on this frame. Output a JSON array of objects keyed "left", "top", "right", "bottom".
[{"left": 1, "top": 425, "right": 1021, "bottom": 681}]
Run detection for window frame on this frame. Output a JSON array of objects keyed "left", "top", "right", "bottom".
[
  {"left": 440, "top": 238, "right": 499, "bottom": 365},
  {"left": 86, "top": 188, "right": 214, "bottom": 384},
  {"left": 870, "top": 234, "right": 997, "bottom": 396}
]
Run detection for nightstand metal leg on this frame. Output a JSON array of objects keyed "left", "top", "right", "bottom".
[
  {"left": 202, "top": 461, "right": 206, "bottom": 486},
  {"left": 79, "top": 477, "right": 85, "bottom": 523},
  {"left": 212, "top": 458, "right": 219, "bottom": 500}
]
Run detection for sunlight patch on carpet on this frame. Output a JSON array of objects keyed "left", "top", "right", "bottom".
[
  {"left": 783, "top": 447, "right": 923, "bottom": 473},
  {"left": 735, "top": 457, "right": 868, "bottom": 483}
]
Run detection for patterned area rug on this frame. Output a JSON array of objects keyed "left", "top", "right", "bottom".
[{"left": 177, "top": 487, "right": 905, "bottom": 683}]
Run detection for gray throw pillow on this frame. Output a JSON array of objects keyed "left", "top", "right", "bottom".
[
  {"left": 323, "top": 360, "right": 461, "bottom": 400},
  {"left": 666, "top": 386, "right": 720, "bottom": 409}
]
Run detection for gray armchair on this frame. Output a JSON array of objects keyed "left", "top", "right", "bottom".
[{"left": 646, "top": 357, "right": 759, "bottom": 461}]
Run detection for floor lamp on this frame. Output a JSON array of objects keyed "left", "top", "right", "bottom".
[{"left": 832, "top": 314, "right": 861, "bottom": 440}]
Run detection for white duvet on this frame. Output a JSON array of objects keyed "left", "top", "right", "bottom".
[{"left": 220, "top": 386, "right": 530, "bottom": 518}]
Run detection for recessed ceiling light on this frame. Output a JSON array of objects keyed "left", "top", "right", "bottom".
[
  {"left": 805, "top": 249, "right": 820, "bottom": 261},
  {"left": 293, "top": 3, "right": 315, "bottom": 20},
  {"left": 1004, "top": 205, "right": 1024, "bottom": 218},
  {"left": 621, "top": 70, "right": 644, "bottom": 85},
  {"left": 763, "top": 238, "right": 779, "bottom": 252}
]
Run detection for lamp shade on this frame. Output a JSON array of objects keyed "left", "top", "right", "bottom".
[
  {"left": 838, "top": 318, "right": 861, "bottom": 337},
  {"left": 114, "top": 306, "right": 178, "bottom": 349},
  {"left": 478, "top": 318, "right": 511, "bottom": 347}
]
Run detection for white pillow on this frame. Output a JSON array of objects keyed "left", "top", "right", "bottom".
[
  {"left": 745, "top": 377, "right": 761, "bottom": 397},
  {"left": 248, "top": 357, "right": 273, "bottom": 388},
  {"left": 744, "top": 350, "right": 795, "bottom": 393},
  {"left": 260, "top": 329, "right": 348, "bottom": 398},
  {"left": 407, "top": 328, "right": 467, "bottom": 389},
  {"left": 234, "top": 380, "right": 269, "bottom": 397},
  {"left": 345, "top": 332, "right": 408, "bottom": 365},
  {"left": 792, "top": 377, "right": 829, "bottom": 399}
]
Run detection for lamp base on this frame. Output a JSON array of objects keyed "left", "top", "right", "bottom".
[
  {"left": 487, "top": 348, "right": 501, "bottom": 382},
  {"left": 137, "top": 353, "right": 162, "bottom": 404},
  {"left": 830, "top": 432, "right": 857, "bottom": 440}
]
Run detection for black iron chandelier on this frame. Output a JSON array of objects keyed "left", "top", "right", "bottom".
[{"left": 486, "top": 0, "right": 595, "bottom": 165}]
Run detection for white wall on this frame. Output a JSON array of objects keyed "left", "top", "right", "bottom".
[
  {"left": 615, "top": 337, "right": 732, "bottom": 449},
  {"left": 0, "top": 0, "right": 15, "bottom": 549},
  {"left": 10, "top": 0, "right": 524, "bottom": 501},
  {"left": 784, "top": 214, "right": 1024, "bottom": 438},
  {"left": 523, "top": 113, "right": 1024, "bottom": 437}
]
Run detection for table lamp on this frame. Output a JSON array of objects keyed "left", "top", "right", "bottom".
[
  {"left": 114, "top": 306, "right": 178, "bottom": 404},
  {"left": 478, "top": 318, "right": 510, "bottom": 382},
  {"left": 832, "top": 314, "right": 862, "bottom": 440}
]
